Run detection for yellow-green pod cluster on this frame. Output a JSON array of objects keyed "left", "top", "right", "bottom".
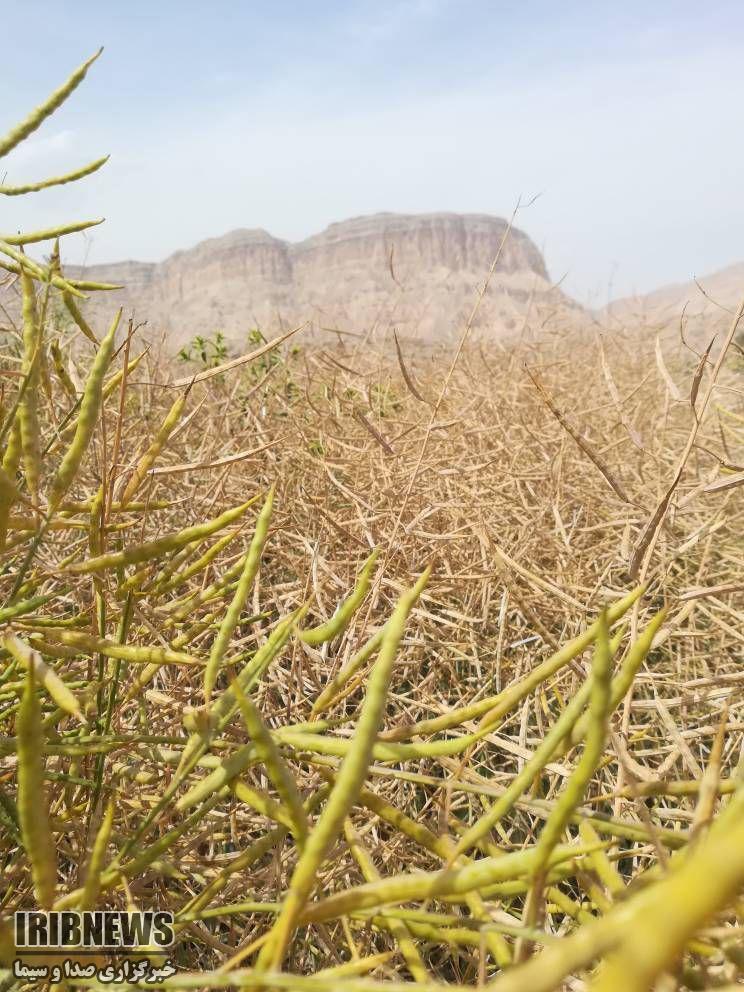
[
  {"left": 65, "top": 498, "right": 256, "bottom": 574},
  {"left": 257, "top": 567, "right": 431, "bottom": 971}
]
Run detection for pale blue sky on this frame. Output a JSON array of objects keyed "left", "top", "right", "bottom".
[{"left": 3, "top": 1, "right": 744, "bottom": 303}]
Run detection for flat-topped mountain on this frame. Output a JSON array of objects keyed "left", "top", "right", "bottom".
[{"left": 62, "top": 212, "right": 569, "bottom": 348}]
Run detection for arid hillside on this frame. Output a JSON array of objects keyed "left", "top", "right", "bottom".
[
  {"left": 59, "top": 212, "right": 572, "bottom": 349},
  {"left": 606, "top": 260, "right": 744, "bottom": 345}
]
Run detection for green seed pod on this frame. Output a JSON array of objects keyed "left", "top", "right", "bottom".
[
  {"left": 54, "top": 351, "right": 149, "bottom": 449},
  {"left": 344, "top": 821, "right": 429, "bottom": 982},
  {"left": 49, "top": 310, "right": 121, "bottom": 509},
  {"left": 0, "top": 49, "right": 102, "bottom": 159},
  {"left": 148, "top": 531, "right": 238, "bottom": 596},
  {"left": 232, "top": 679, "right": 309, "bottom": 851},
  {"left": 566, "top": 608, "right": 667, "bottom": 749},
  {"left": 448, "top": 621, "right": 634, "bottom": 863},
  {"left": 530, "top": 612, "right": 614, "bottom": 881},
  {"left": 42, "top": 629, "right": 203, "bottom": 668},
  {"left": 78, "top": 798, "right": 114, "bottom": 910},
  {"left": 50, "top": 339, "right": 78, "bottom": 401},
  {"left": 177, "top": 786, "right": 329, "bottom": 922},
  {"left": 302, "top": 842, "right": 595, "bottom": 925},
  {"left": 310, "top": 626, "right": 385, "bottom": 716},
  {"left": 2, "top": 415, "right": 22, "bottom": 476},
  {"left": 203, "top": 488, "right": 274, "bottom": 702},
  {"left": 0, "top": 593, "right": 53, "bottom": 625},
  {"left": 382, "top": 585, "right": 646, "bottom": 743},
  {"left": 119, "top": 390, "right": 188, "bottom": 507},
  {"left": 0, "top": 241, "right": 85, "bottom": 298},
  {"left": 299, "top": 548, "right": 379, "bottom": 646},
  {"left": 229, "top": 779, "right": 298, "bottom": 830},
  {"left": 0, "top": 464, "right": 20, "bottom": 550},
  {"left": 5, "top": 634, "right": 83, "bottom": 722},
  {"left": 0, "top": 418, "right": 24, "bottom": 551},
  {"left": 65, "top": 498, "right": 256, "bottom": 574},
  {"left": 176, "top": 743, "right": 257, "bottom": 812},
  {"left": 19, "top": 269, "right": 42, "bottom": 502},
  {"left": 61, "top": 290, "right": 98, "bottom": 344},
  {"left": 173, "top": 610, "right": 303, "bottom": 789},
  {"left": 1, "top": 218, "right": 104, "bottom": 246},
  {"left": 0, "top": 155, "right": 109, "bottom": 196},
  {"left": 88, "top": 483, "right": 105, "bottom": 559},
  {"left": 17, "top": 664, "right": 57, "bottom": 908}
]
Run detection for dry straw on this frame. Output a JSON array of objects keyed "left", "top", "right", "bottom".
[{"left": 0, "top": 49, "right": 741, "bottom": 992}]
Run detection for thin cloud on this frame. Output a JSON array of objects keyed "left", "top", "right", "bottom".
[{"left": 4, "top": 129, "right": 75, "bottom": 169}]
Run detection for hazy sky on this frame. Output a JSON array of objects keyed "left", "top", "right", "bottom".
[{"left": 3, "top": 0, "right": 744, "bottom": 304}]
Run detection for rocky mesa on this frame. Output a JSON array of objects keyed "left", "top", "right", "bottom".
[{"left": 61, "top": 212, "right": 569, "bottom": 349}]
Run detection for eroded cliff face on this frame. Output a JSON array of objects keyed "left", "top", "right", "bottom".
[{"left": 59, "top": 212, "right": 568, "bottom": 349}]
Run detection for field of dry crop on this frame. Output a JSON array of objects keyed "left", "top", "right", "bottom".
[{"left": 0, "top": 51, "right": 742, "bottom": 992}]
